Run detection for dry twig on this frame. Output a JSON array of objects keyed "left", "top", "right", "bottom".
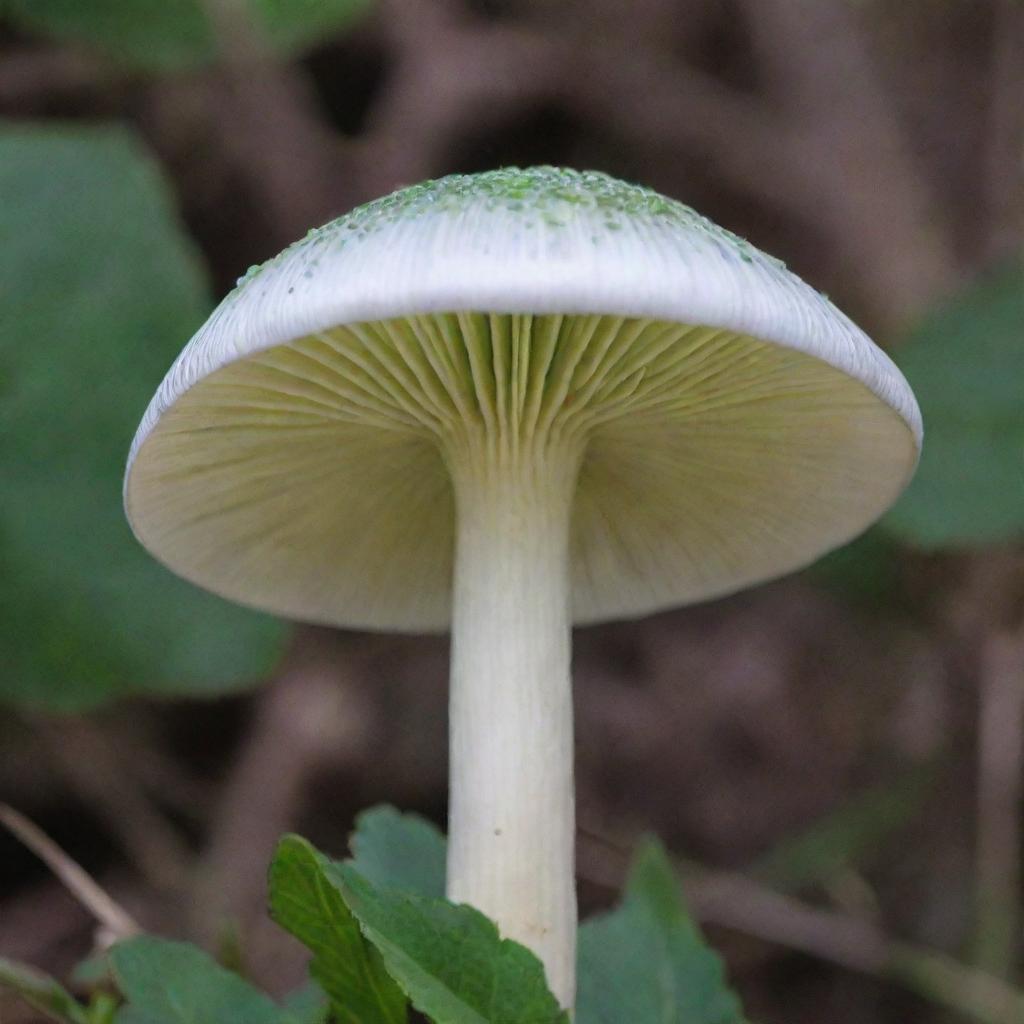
[
  {"left": 190, "top": 628, "right": 374, "bottom": 963},
  {"left": 973, "top": 629, "right": 1024, "bottom": 979},
  {"left": 31, "top": 716, "right": 192, "bottom": 892},
  {"left": 983, "top": 0, "right": 1024, "bottom": 262},
  {"left": 0, "top": 804, "right": 140, "bottom": 942}
]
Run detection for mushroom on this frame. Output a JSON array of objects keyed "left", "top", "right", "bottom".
[{"left": 125, "top": 167, "right": 921, "bottom": 1009}]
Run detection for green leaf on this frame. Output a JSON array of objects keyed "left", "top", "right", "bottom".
[
  {"left": 86, "top": 992, "right": 120, "bottom": 1024},
  {"left": 885, "top": 259, "right": 1024, "bottom": 548},
  {"left": 269, "top": 836, "right": 408, "bottom": 1024},
  {"left": 350, "top": 805, "right": 447, "bottom": 899},
  {"left": 576, "top": 839, "right": 746, "bottom": 1024},
  {"left": 109, "top": 937, "right": 295, "bottom": 1024},
  {"left": 330, "top": 863, "right": 569, "bottom": 1024},
  {"left": 4, "top": 0, "right": 373, "bottom": 73},
  {"left": 0, "top": 956, "right": 91, "bottom": 1023},
  {"left": 252, "top": 0, "right": 374, "bottom": 55},
  {"left": 281, "top": 983, "right": 329, "bottom": 1024},
  {"left": 2, "top": 0, "right": 210, "bottom": 71},
  {"left": 807, "top": 527, "right": 907, "bottom": 609},
  {"left": 0, "top": 122, "right": 284, "bottom": 708}
]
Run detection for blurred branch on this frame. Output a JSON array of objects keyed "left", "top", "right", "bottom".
[
  {"left": 363, "top": 0, "right": 562, "bottom": 188},
  {"left": 737, "top": 0, "right": 960, "bottom": 330},
  {"left": 696, "top": 870, "right": 1024, "bottom": 1024},
  {"left": 191, "top": 628, "right": 374, "bottom": 957},
  {"left": 193, "top": 0, "right": 354, "bottom": 243},
  {"left": 544, "top": 0, "right": 960, "bottom": 335},
  {"left": 31, "top": 716, "right": 192, "bottom": 892},
  {"left": 121, "top": 718, "right": 215, "bottom": 825},
  {"left": 0, "top": 878, "right": 94, "bottom": 968},
  {"left": 0, "top": 49, "right": 118, "bottom": 108},
  {"left": 691, "top": 868, "right": 1024, "bottom": 1024},
  {"left": 983, "top": 0, "right": 1024, "bottom": 263},
  {"left": 556, "top": 44, "right": 797, "bottom": 203},
  {"left": 973, "top": 629, "right": 1024, "bottom": 980},
  {"left": 160, "top": 0, "right": 563, "bottom": 250},
  {"left": 0, "top": 804, "right": 140, "bottom": 942}
]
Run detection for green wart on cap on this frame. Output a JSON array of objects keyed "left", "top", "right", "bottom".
[{"left": 125, "top": 166, "right": 922, "bottom": 1009}]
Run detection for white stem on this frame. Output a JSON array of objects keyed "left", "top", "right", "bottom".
[{"left": 447, "top": 443, "right": 579, "bottom": 1010}]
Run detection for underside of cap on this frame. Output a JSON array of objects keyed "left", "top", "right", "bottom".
[
  {"left": 127, "top": 315, "right": 919, "bottom": 631},
  {"left": 126, "top": 168, "right": 921, "bottom": 631}
]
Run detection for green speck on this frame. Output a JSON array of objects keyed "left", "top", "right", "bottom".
[{"left": 231, "top": 166, "right": 772, "bottom": 291}]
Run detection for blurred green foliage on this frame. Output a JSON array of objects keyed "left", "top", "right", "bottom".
[
  {"left": 2, "top": 0, "right": 373, "bottom": 72},
  {"left": 885, "top": 259, "right": 1024, "bottom": 549},
  {"left": 0, "top": 956, "right": 91, "bottom": 1024},
  {"left": 814, "top": 258, "right": 1023, "bottom": 605},
  {"left": 111, "top": 937, "right": 313, "bottom": 1024},
  {"left": 0, "top": 123, "right": 284, "bottom": 709},
  {"left": 809, "top": 527, "right": 907, "bottom": 609}
]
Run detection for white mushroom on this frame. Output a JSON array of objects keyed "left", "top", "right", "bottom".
[{"left": 125, "top": 167, "right": 922, "bottom": 1010}]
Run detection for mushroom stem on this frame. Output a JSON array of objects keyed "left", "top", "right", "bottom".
[{"left": 447, "top": 438, "right": 582, "bottom": 1010}]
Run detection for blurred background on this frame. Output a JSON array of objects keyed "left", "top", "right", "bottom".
[{"left": 1, "top": 1, "right": 1022, "bottom": 1022}]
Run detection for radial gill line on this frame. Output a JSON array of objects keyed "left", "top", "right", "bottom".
[
  {"left": 489, "top": 314, "right": 513, "bottom": 444},
  {"left": 552, "top": 321, "right": 655, "bottom": 442},
  {"left": 284, "top": 314, "right": 818, "bottom": 464},
  {"left": 407, "top": 315, "right": 478, "bottom": 427},
  {"left": 250, "top": 347, "right": 388, "bottom": 415},
  {"left": 364, "top": 319, "right": 458, "bottom": 433},
  {"left": 533, "top": 315, "right": 603, "bottom": 441},
  {"left": 344, "top": 322, "right": 448, "bottom": 435},
  {"left": 254, "top": 348, "right": 422, "bottom": 433},
  {"left": 188, "top": 391, "right": 345, "bottom": 425},
  {"left": 589, "top": 335, "right": 768, "bottom": 425},
  {"left": 556, "top": 322, "right": 683, "bottom": 439},
  {"left": 510, "top": 314, "right": 530, "bottom": 438},
  {"left": 305, "top": 331, "right": 431, "bottom": 431},
  {"left": 381, "top": 319, "right": 462, "bottom": 435},
  {"left": 624, "top": 354, "right": 844, "bottom": 422},
  {"left": 520, "top": 314, "right": 563, "bottom": 444},
  {"left": 636, "top": 326, "right": 730, "bottom": 386},
  {"left": 435, "top": 314, "right": 480, "bottom": 411},
  {"left": 569, "top": 315, "right": 628, "bottom": 394},
  {"left": 458, "top": 311, "right": 501, "bottom": 441},
  {"left": 216, "top": 372, "right": 357, "bottom": 421},
  {"left": 667, "top": 337, "right": 772, "bottom": 396}
]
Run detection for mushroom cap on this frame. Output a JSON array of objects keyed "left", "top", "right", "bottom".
[{"left": 125, "top": 167, "right": 921, "bottom": 631}]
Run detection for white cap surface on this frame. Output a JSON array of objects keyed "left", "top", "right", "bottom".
[{"left": 126, "top": 167, "right": 921, "bottom": 630}]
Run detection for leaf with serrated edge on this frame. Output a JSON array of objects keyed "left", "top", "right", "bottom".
[
  {"left": 576, "top": 839, "right": 746, "bottom": 1024},
  {"left": 269, "top": 836, "right": 407, "bottom": 1024},
  {"left": 350, "top": 805, "right": 446, "bottom": 899},
  {"left": 329, "top": 862, "right": 568, "bottom": 1024}
]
